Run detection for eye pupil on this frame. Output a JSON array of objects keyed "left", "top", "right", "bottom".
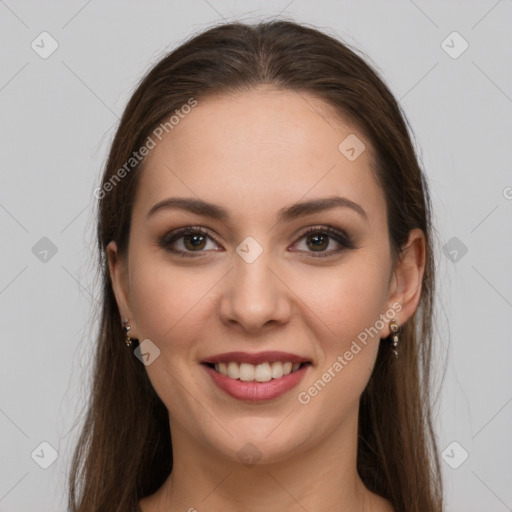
[
  {"left": 162, "top": 226, "right": 348, "bottom": 258},
  {"left": 184, "top": 233, "right": 206, "bottom": 250},
  {"left": 307, "top": 233, "right": 328, "bottom": 251}
]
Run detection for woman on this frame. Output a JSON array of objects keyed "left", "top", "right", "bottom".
[{"left": 69, "top": 19, "right": 443, "bottom": 512}]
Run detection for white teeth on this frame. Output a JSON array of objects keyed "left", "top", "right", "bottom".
[
  {"left": 227, "top": 361, "right": 239, "bottom": 379},
  {"left": 212, "top": 361, "right": 304, "bottom": 381},
  {"left": 271, "top": 362, "right": 284, "bottom": 379},
  {"left": 255, "top": 363, "right": 272, "bottom": 382},
  {"left": 239, "top": 363, "right": 255, "bottom": 381}
]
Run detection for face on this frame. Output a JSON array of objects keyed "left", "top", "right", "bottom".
[{"left": 108, "top": 86, "right": 422, "bottom": 465}]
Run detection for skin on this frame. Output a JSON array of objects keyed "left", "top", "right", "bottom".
[{"left": 108, "top": 86, "right": 425, "bottom": 512}]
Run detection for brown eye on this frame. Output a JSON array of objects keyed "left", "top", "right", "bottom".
[
  {"left": 182, "top": 232, "right": 207, "bottom": 251},
  {"left": 292, "top": 226, "right": 354, "bottom": 258},
  {"left": 159, "top": 225, "right": 354, "bottom": 259},
  {"left": 159, "top": 227, "right": 221, "bottom": 257},
  {"left": 305, "top": 232, "right": 329, "bottom": 251}
]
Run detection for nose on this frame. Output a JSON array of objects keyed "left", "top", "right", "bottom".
[{"left": 219, "top": 249, "right": 291, "bottom": 333}]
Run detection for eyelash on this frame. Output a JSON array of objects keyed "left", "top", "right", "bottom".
[{"left": 159, "top": 225, "right": 355, "bottom": 259}]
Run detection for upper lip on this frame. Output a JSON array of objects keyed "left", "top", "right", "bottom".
[{"left": 201, "top": 351, "right": 310, "bottom": 365}]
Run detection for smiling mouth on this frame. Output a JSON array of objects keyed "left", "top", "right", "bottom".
[{"left": 203, "top": 361, "right": 310, "bottom": 383}]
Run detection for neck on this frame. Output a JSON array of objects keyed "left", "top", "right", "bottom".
[{"left": 141, "top": 408, "right": 391, "bottom": 512}]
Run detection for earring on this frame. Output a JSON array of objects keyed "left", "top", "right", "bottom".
[
  {"left": 122, "top": 318, "right": 133, "bottom": 347},
  {"left": 389, "top": 320, "right": 400, "bottom": 359}
]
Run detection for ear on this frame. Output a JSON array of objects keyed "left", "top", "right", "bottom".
[
  {"left": 106, "top": 241, "right": 138, "bottom": 337},
  {"left": 380, "top": 228, "right": 426, "bottom": 338}
]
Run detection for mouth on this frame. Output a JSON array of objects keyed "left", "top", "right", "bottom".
[
  {"left": 203, "top": 360, "right": 309, "bottom": 382},
  {"left": 201, "top": 351, "right": 312, "bottom": 401}
]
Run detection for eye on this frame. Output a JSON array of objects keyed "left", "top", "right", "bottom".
[
  {"left": 291, "top": 225, "right": 354, "bottom": 258},
  {"left": 159, "top": 227, "right": 221, "bottom": 257},
  {"left": 159, "top": 225, "right": 354, "bottom": 258}
]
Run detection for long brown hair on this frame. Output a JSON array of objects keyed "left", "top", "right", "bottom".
[{"left": 69, "top": 19, "right": 443, "bottom": 512}]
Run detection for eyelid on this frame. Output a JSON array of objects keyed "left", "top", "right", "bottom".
[
  {"left": 159, "top": 224, "right": 354, "bottom": 257},
  {"left": 159, "top": 226, "right": 222, "bottom": 256},
  {"left": 291, "top": 225, "right": 355, "bottom": 255}
]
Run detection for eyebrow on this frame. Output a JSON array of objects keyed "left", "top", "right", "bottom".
[{"left": 147, "top": 196, "right": 368, "bottom": 223}]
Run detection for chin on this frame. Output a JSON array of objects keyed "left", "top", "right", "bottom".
[{"left": 200, "top": 415, "right": 316, "bottom": 467}]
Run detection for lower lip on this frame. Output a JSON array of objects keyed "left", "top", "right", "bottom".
[{"left": 203, "top": 364, "right": 309, "bottom": 402}]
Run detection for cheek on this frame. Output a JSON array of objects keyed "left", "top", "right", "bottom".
[
  {"left": 127, "top": 254, "right": 218, "bottom": 420},
  {"left": 290, "top": 257, "right": 389, "bottom": 341},
  {"left": 128, "top": 251, "right": 221, "bottom": 355},
  {"left": 290, "top": 258, "right": 389, "bottom": 399},
  {"left": 128, "top": 246, "right": 390, "bottom": 352}
]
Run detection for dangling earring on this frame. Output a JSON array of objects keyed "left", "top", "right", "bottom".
[
  {"left": 389, "top": 320, "right": 401, "bottom": 359},
  {"left": 122, "top": 318, "right": 133, "bottom": 347}
]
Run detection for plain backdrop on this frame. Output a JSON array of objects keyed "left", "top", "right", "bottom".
[{"left": 1, "top": 1, "right": 511, "bottom": 511}]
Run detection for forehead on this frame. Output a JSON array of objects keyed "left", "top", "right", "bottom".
[{"left": 134, "top": 87, "right": 385, "bottom": 227}]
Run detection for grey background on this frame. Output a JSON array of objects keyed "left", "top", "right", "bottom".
[{"left": 1, "top": 1, "right": 511, "bottom": 511}]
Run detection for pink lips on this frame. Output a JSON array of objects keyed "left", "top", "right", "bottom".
[
  {"left": 201, "top": 351, "right": 311, "bottom": 402},
  {"left": 202, "top": 351, "right": 308, "bottom": 365}
]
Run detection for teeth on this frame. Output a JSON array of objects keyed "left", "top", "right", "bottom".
[
  {"left": 239, "top": 363, "right": 254, "bottom": 381},
  {"left": 271, "top": 362, "right": 284, "bottom": 379},
  {"left": 255, "top": 363, "right": 272, "bottom": 382},
  {"left": 227, "top": 361, "right": 239, "bottom": 379},
  {"left": 213, "top": 361, "right": 304, "bottom": 381}
]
